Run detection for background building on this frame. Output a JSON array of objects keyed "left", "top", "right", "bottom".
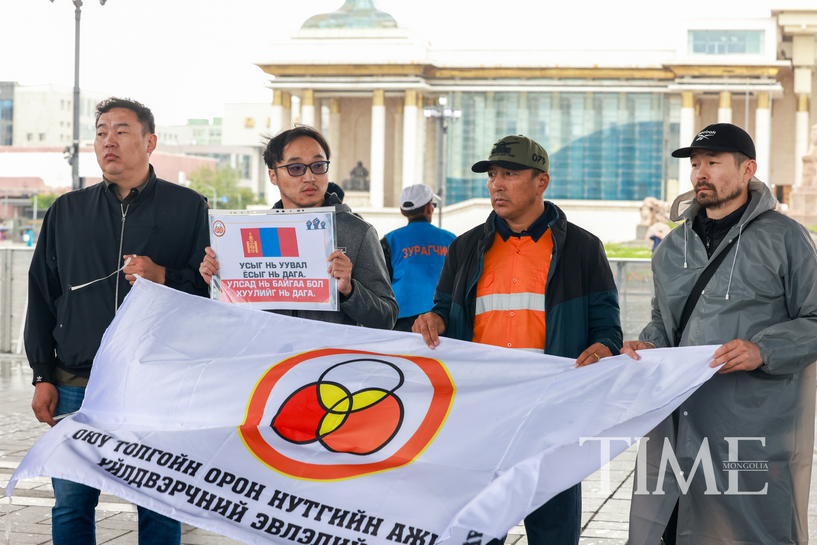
[
  {"left": 256, "top": 0, "right": 817, "bottom": 213},
  {"left": 0, "top": 82, "right": 13, "bottom": 146},
  {"left": 2, "top": 83, "right": 108, "bottom": 148},
  {"left": 0, "top": 147, "right": 216, "bottom": 190},
  {"left": 2, "top": 2, "right": 814, "bottom": 243},
  {"left": 157, "top": 113, "right": 267, "bottom": 198},
  {"left": 156, "top": 118, "right": 224, "bottom": 146},
  {"left": 0, "top": 85, "right": 265, "bottom": 207}
]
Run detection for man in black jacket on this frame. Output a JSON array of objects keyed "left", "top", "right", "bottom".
[{"left": 25, "top": 97, "right": 209, "bottom": 545}]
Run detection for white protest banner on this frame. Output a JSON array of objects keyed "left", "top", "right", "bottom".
[
  {"left": 209, "top": 208, "right": 337, "bottom": 311},
  {"left": 5, "top": 280, "right": 719, "bottom": 545}
]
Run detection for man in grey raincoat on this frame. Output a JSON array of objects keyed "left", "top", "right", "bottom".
[{"left": 620, "top": 123, "right": 817, "bottom": 545}]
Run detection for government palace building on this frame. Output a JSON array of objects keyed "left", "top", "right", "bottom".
[{"left": 247, "top": 0, "right": 817, "bottom": 239}]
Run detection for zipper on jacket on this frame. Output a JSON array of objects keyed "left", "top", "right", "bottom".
[
  {"left": 542, "top": 210, "right": 560, "bottom": 352},
  {"left": 115, "top": 203, "right": 128, "bottom": 313}
]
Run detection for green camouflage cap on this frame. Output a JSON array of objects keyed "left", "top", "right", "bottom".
[{"left": 471, "top": 135, "right": 549, "bottom": 173}]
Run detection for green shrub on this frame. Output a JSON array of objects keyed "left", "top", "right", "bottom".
[{"left": 604, "top": 244, "right": 653, "bottom": 259}]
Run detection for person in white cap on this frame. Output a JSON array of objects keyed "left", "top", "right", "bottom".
[{"left": 380, "top": 184, "right": 455, "bottom": 331}]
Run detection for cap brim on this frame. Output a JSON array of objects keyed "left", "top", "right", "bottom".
[
  {"left": 471, "top": 160, "right": 531, "bottom": 173},
  {"left": 672, "top": 145, "right": 754, "bottom": 158}
]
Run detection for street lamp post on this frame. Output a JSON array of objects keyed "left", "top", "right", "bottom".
[
  {"left": 51, "top": 0, "right": 108, "bottom": 191},
  {"left": 423, "top": 95, "right": 461, "bottom": 228},
  {"left": 202, "top": 184, "right": 218, "bottom": 210}
]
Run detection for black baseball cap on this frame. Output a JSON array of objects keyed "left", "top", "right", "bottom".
[{"left": 672, "top": 123, "right": 756, "bottom": 160}]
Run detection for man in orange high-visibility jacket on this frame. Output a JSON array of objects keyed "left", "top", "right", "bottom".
[{"left": 413, "top": 134, "right": 622, "bottom": 545}]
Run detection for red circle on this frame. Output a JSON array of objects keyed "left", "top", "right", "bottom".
[{"left": 239, "top": 349, "right": 455, "bottom": 481}]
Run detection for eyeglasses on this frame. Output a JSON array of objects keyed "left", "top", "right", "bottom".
[{"left": 272, "top": 161, "right": 330, "bottom": 177}]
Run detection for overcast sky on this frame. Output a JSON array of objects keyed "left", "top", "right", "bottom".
[{"left": 0, "top": 0, "right": 773, "bottom": 126}]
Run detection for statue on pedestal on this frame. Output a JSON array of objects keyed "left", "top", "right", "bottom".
[
  {"left": 639, "top": 197, "right": 671, "bottom": 227},
  {"left": 637, "top": 197, "right": 672, "bottom": 248},
  {"left": 342, "top": 161, "right": 370, "bottom": 192}
]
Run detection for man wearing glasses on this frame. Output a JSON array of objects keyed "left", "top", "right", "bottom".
[
  {"left": 380, "top": 184, "right": 455, "bottom": 331},
  {"left": 199, "top": 125, "right": 397, "bottom": 328}
]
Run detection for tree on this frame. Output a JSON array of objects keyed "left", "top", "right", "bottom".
[
  {"left": 30, "top": 192, "right": 61, "bottom": 210},
  {"left": 188, "top": 165, "right": 261, "bottom": 210}
]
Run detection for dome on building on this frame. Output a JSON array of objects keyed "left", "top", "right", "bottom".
[{"left": 301, "top": 0, "right": 398, "bottom": 29}]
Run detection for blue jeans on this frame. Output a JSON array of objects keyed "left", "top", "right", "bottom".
[
  {"left": 52, "top": 385, "right": 181, "bottom": 545},
  {"left": 486, "top": 484, "right": 581, "bottom": 545}
]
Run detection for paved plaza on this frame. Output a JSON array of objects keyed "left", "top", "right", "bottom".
[{"left": 2, "top": 356, "right": 817, "bottom": 544}]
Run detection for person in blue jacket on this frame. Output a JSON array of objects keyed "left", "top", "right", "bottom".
[{"left": 380, "top": 184, "right": 455, "bottom": 332}]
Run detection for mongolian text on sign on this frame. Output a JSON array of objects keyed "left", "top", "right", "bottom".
[{"left": 208, "top": 208, "right": 337, "bottom": 311}]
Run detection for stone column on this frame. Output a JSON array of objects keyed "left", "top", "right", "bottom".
[
  {"left": 616, "top": 92, "right": 629, "bottom": 126},
  {"left": 415, "top": 93, "right": 426, "bottom": 187},
  {"left": 548, "top": 92, "right": 564, "bottom": 155},
  {"left": 754, "top": 92, "right": 772, "bottom": 185},
  {"left": 517, "top": 92, "right": 529, "bottom": 136},
  {"left": 484, "top": 92, "right": 497, "bottom": 152},
  {"left": 422, "top": 97, "right": 437, "bottom": 189},
  {"left": 301, "top": 89, "right": 315, "bottom": 128},
  {"left": 583, "top": 92, "right": 595, "bottom": 136},
  {"left": 265, "top": 90, "right": 285, "bottom": 205},
  {"left": 677, "top": 91, "right": 696, "bottom": 196},
  {"left": 370, "top": 89, "right": 386, "bottom": 208},
  {"left": 717, "top": 91, "right": 732, "bottom": 124},
  {"left": 793, "top": 34, "right": 815, "bottom": 187},
  {"left": 393, "top": 101, "right": 404, "bottom": 194},
  {"left": 796, "top": 95, "right": 811, "bottom": 187},
  {"left": 282, "top": 92, "right": 292, "bottom": 131},
  {"left": 402, "top": 89, "right": 418, "bottom": 188},
  {"left": 473, "top": 94, "right": 486, "bottom": 168},
  {"left": 328, "top": 98, "right": 341, "bottom": 160},
  {"left": 450, "top": 92, "right": 464, "bottom": 194},
  {"left": 270, "top": 90, "right": 283, "bottom": 136}
]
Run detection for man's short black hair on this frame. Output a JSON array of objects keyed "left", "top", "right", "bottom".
[
  {"left": 731, "top": 151, "right": 751, "bottom": 169},
  {"left": 403, "top": 206, "right": 427, "bottom": 218},
  {"left": 95, "top": 97, "right": 155, "bottom": 136},
  {"left": 263, "top": 125, "right": 331, "bottom": 169}
]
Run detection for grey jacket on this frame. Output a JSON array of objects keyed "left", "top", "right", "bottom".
[
  {"left": 271, "top": 192, "right": 398, "bottom": 329},
  {"left": 630, "top": 179, "right": 817, "bottom": 545}
]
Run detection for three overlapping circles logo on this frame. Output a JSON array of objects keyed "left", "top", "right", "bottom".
[{"left": 239, "top": 349, "right": 455, "bottom": 481}]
